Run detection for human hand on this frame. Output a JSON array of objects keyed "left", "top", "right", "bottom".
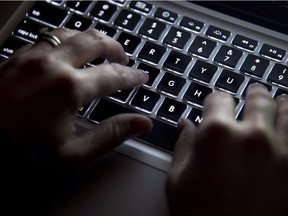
[
  {"left": 167, "top": 84, "right": 288, "bottom": 216},
  {"left": 0, "top": 27, "right": 152, "bottom": 166}
]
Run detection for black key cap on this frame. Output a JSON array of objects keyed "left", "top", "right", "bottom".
[
  {"left": 0, "top": 56, "right": 7, "bottom": 63},
  {"left": 137, "top": 63, "right": 160, "bottom": 87},
  {"left": 130, "top": 88, "right": 160, "bottom": 112},
  {"left": 206, "top": 25, "right": 231, "bottom": 42},
  {"left": 215, "top": 69, "right": 245, "bottom": 94},
  {"left": 114, "top": 9, "right": 141, "bottom": 31},
  {"left": 188, "top": 36, "right": 216, "bottom": 59},
  {"left": 232, "top": 34, "right": 258, "bottom": 51},
  {"left": 154, "top": 7, "right": 178, "bottom": 23},
  {"left": 129, "top": 1, "right": 153, "bottom": 14},
  {"left": 137, "top": 118, "right": 178, "bottom": 151},
  {"left": 14, "top": 19, "right": 48, "bottom": 42},
  {"left": 78, "top": 101, "right": 93, "bottom": 117},
  {"left": 110, "top": 89, "right": 134, "bottom": 102},
  {"left": 187, "top": 107, "right": 203, "bottom": 126},
  {"left": 274, "top": 88, "right": 288, "bottom": 98},
  {"left": 90, "top": 2, "right": 117, "bottom": 22},
  {"left": 88, "top": 57, "right": 105, "bottom": 66},
  {"left": 138, "top": 18, "right": 166, "bottom": 40},
  {"left": 214, "top": 45, "right": 242, "bottom": 68},
  {"left": 157, "top": 98, "right": 187, "bottom": 123},
  {"left": 66, "top": 0, "right": 92, "bottom": 13},
  {"left": 95, "top": 23, "right": 117, "bottom": 37},
  {"left": 0, "top": 37, "right": 29, "bottom": 58},
  {"left": 180, "top": 16, "right": 204, "bottom": 33},
  {"left": 127, "top": 59, "right": 135, "bottom": 67},
  {"left": 163, "top": 50, "right": 192, "bottom": 74},
  {"left": 183, "top": 82, "right": 212, "bottom": 107},
  {"left": 28, "top": 2, "right": 68, "bottom": 27},
  {"left": 138, "top": 41, "right": 166, "bottom": 64},
  {"left": 65, "top": 14, "right": 93, "bottom": 31},
  {"left": 260, "top": 44, "right": 286, "bottom": 61},
  {"left": 89, "top": 99, "right": 133, "bottom": 123},
  {"left": 240, "top": 54, "right": 270, "bottom": 78},
  {"left": 117, "top": 32, "right": 141, "bottom": 55},
  {"left": 163, "top": 27, "right": 191, "bottom": 49},
  {"left": 242, "top": 79, "right": 272, "bottom": 98},
  {"left": 189, "top": 60, "right": 218, "bottom": 83},
  {"left": 267, "top": 63, "right": 288, "bottom": 88},
  {"left": 157, "top": 73, "right": 186, "bottom": 96}
]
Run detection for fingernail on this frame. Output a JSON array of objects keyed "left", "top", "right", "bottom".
[
  {"left": 248, "top": 82, "right": 267, "bottom": 91},
  {"left": 276, "top": 94, "right": 288, "bottom": 103},
  {"left": 178, "top": 118, "right": 186, "bottom": 133}
]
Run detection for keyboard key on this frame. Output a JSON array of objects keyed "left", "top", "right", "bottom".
[
  {"left": 189, "top": 60, "right": 218, "bottom": 83},
  {"left": 180, "top": 16, "right": 204, "bottom": 33},
  {"left": 274, "top": 88, "right": 288, "bottom": 98},
  {"left": 95, "top": 23, "right": 117, "bottom": 37},
  {"left": 130, "top": 87, "right": 160, "bottom": 112},
  {"left": 163, "top": 50, "right": 192, "bottom": 74},
  {"left": 183, "top": 82, "right": 212, "bottom": 107},
  {"left": 157, "top": 73, "right": 186, "bottom": 96},
  {"left": 88, "top": 57, "right": 105, "bottom": 66},
  {"left": 89, "top": 99, "right": 178, "bottom": 151},
  {"left": 114, "top": 9, "right": 141, "bottom": 31},
  {"left": 117, "top": 32, "right": 141, "bottom": 55},
  {"left": 240, "top": 54, "right": 270, "bottom": 78},
  {"left": 89, "top": 99, "right": 133, "bottom": 123},
  {"left": 65, "top": 14, "right": 93, "bottom": 31},
  {"left": 260, "top": 44, "right": 286, "bottom": 61},
  {"left": 157, "top": 98, "right": 187, "bottom": 123},
  {"left": 138, "top": 18, "right": 166, "bottom": 40},
  {"left": 127, "top": 59, "right": 135, "bottom": 67},
  {"left": 242, "top": 79, "right": 272, "bottom": 98},
  {"left": 187, "top": 107, "right": 203, "bottom": 126},
  {"left": 206, "top": 25, "right": 231, "bottom": 42},
  {"left": 129, "top": 1, "right": 153, "bottom": 14},
  {"left": 0, "top": 56, "right": 7, "bottom": 63},
  {"left": 0, "top": 37, "right": 29, "bottom": 58},
  {"left": 137, "top": 63, "right": 160, "bottom": 87},
  {"left": 163, "top": 27, "right": 191, "bottom": 49},
  {"left": 214, "top": 45, "right": 242, "bottom": 68},
  {"left": 90, "top": 2, "right": 117, "bottom": 22},
  {"left": 267, "top": 63, "right": 288, "bottom": 88},
  {"left": 66, "top": 0, "right": 92, "bottom": 13},
  {"left": 110, "top": 89, "right": 134, "bottom": 102},
  {"left": 138, "top": 41, "right": 166, "bottom": 64},
  {"left": 232, "top": 34, "right": 258, "bottom": 51},
  {"left": 78, "top": 101, "right": 93, "bottom": 117},
  {"left": 154, "top": 7, "right": 178, "bottom": 23},
  {"left": 138, "top": 118, "right": 178, "bottom": 151},
  {"left": 215, "top": 69, "right": 245, "bottom": 94},
  {"left": 188, "top": 36, "right": 216, "bottom": 59},
  {"left": 14, "top": 19, "right": 48, "bottom": 42},
  {"left": 28, "top": 2, "right": 68, "bottom": 27}
]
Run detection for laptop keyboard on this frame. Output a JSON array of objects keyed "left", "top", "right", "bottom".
[{"left": 1, "top": 0, "right": 288, "bottom": 151}]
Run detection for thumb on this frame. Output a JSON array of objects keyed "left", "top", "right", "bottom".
[
  {"left": 168, "top": 119, "right": 197, "bottom": 186},
  {"left": 59, "top": 114, "right": 153, "bottom": 161}
]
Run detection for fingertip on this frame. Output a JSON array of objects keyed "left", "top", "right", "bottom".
[{"left": 130, "top": 115, "right": 153, "bottom": 136}]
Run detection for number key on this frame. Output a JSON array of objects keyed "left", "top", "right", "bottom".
[{"left": 267, "top": 64, "right": 288, "bottom": 88}]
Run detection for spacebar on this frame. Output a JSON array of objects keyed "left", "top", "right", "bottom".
[{"left": 89, "top": 99, "right": 178, "bottom": 151}]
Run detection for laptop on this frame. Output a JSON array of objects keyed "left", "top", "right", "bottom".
[{"left": 0, "top": 1, "right": 287, "bottom": 215}]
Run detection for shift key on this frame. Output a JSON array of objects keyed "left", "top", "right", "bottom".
[{"left": 28, "top": 2, "right": 68, "bottom": 27}]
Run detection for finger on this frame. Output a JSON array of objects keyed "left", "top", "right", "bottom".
[
  {"left": 31, "top": 27, "right": 79, "bottom": 51},
  {"left": 76, "top": 63, "right": 149, "bottom": 104},
  {"left": 170, "top": 118, "right": 197, "bottom": 177},
  {"left": 202, "top": 91, "right": 236, "bottom": 126},
  {"left": 50, "top": 29, "right": 129, "bottom": 67},
  {"left": 276, "top": 95, "right": 288, "bottom": 150},
  {"left": 58, "top": 114, "right": 153, "bottom": 161},
  {"left": 242, "top": 83, "right": 276, "bottom": 129}
]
